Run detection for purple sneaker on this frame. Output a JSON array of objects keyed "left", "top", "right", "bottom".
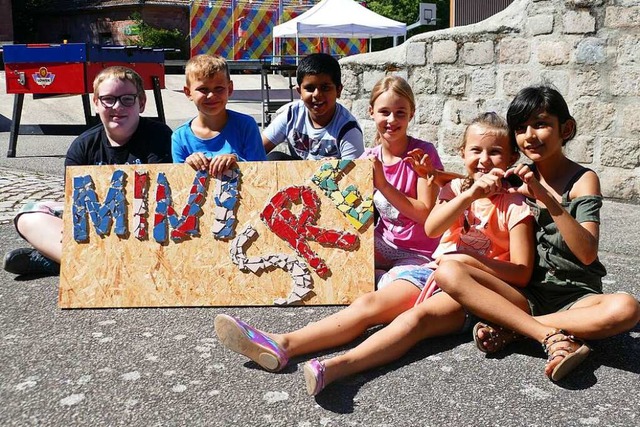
[
  {"left": 303, "top": 358, "right": 326, "bottom": 396},
  {"left": 214, "top": 314, "right": 289, "bottom": 372}
]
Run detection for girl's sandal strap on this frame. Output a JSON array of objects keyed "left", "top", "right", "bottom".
[{"left": 541, "top": 329, "right": 591, "bottom": 381}]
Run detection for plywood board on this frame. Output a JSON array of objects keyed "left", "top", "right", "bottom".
[{"left": 59, "top": 159, "right": 374, "bottom": 308}]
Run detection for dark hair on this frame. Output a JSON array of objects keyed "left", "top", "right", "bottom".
[
  {"left": 296, "top": 53, "right": 342, "bottom": 87},
  {"left": 506, "top": 85, "right": 577, "bottom": 146}
]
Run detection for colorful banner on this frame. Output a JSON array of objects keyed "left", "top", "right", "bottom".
[{"left": 190, "top": 0, "right": 367, "bottom": 61}]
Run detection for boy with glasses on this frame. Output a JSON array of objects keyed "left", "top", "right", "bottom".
[
  {"left": 3, "top": 66, "right": 172, "bottom": 276},
  {"left": 171, "top": 54, "right": 266, "bottom": 175}
]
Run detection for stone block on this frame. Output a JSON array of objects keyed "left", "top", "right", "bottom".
[
  {"left": 362, "top": 69, "right": 386, "bottom": 92},
  {"left": 498, "top": 38, "right": 531, "bottom": 64},
  {"left": 575, "top": 38, "right": 607, "bottom": 64},
  {"left": 439, "top": 125, "right": 466, "bottom": 156},
  {"left": 410, "top": 124, "right": 439, "bottom": 145},
  {"left": 527, "top": 14, "right": 554, "bottom": 36},
  {"left": 406, "top": 42, "right": 427, "bottom": 66},
  {"left": 566, "top": 1, "right": 604, "bottom": 7},
  {"left": 444, "top": 100, "right": 482, "bottom": 125},
  {"left": 360, "top": 120, "right": 377, "bottom": 148},
  {"left": 537, "top": 41, "right": 571, "bottom": 65},
  {"left": 539, "top": 70, "right": 570, "bottom": 94},
  {"left": 432, "top": 40, "right": 458, "bottom": 64},
  {"left": 573, "top": 101, "right": 616, "bottom": 134},
  {"left": 482, "top": 98, "right": 511, "bottom": 117},
  {"left": 414, "top": 95, "right": 446, "bottom": 125},
  {"left": 617, "top": 35, "right": 640, "bottom": 66},
  {"left": 564, "top": 135, "right": 594, "bottom": 164},
  {"left": 463, "top": 41, "right": 495, "bottom": 65},
  {"left": 610, "top": 68, "right": 640, "bottom": 96},
  {"left": 573, "top": 70, "right": 603, "bottom": 96},
  {"left": 438, "top": 69, "right": 467, "bottom": 96},
  {"left": 409, "top": 66, "right": 437, "bottom": 95},
  {"left": 600, "top": 137, "right": 640, "bottom": 169},
  {"left": 340, "top": 68, "right": 360, "bottom": 99},
  {"left": 622, "top": 104, "right": 640, "bottom": 134},
  {"left": 470, "top": 68, "right": 496, "bottom": 96},
  {"left": 501, "top": 70, "right": 535, "bottom": 96},
  {"left": 598, "top": 167, "right": 639, "bottom": 199},
  {"left": 562, "top": 10, "right": 596, "bottom": 34},
  {"left": 350, "top": 99, "right": 370, "bottom": 121},
  {"left": 604, "top": 6, "right": 640, "bottom": 28}
]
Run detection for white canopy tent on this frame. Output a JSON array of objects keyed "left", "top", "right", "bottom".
[{"left": 272, "top": 0, "right": 406, "bottom": 57}]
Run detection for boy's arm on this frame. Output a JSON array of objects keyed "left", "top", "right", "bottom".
[
  {"left": 261, "top": 109, "right": 289, "bottom": 155},
  {"left": 171, "top": 132, "right": 188, "bottom": 163},
  {"left": 146, "top": 123, "right": 173, "bottom": 164},
  {"left": 246, "top": 122, "right": 267, "bottom": 161},
  {"left": 64, "top": 136, "right": 88, "bottom": 166},
  {"left": 262, "top": 134, "right": 276, "bottom": 155},
  {"left": 337, "top": 126, "right": 364, "bottom": 160}
]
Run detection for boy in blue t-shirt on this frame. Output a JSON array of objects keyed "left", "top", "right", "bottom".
[
  {"left": 262, "top": 53, "right": 364, "bottom": 161},
  {"left": 172, "top": 54, "right": 266, "bottom": 174}
]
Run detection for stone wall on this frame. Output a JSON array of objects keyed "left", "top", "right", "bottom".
[{"left": 339, "top": 0, "right": 640, "bottom": 201}]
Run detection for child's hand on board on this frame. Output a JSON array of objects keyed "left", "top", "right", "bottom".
[
  {"left": 185, "top": 152, "right": 211, "bottom": 171},
  {"left": 209, "top": 153, "right": 238, "bottom": 176}
]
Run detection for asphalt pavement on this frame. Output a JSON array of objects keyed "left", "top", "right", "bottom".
[{"left": 0, "top": 71, "right": 639, "bottom": 426}]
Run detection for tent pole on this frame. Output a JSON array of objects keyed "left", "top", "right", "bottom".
[{"left": 369, "top": 37, "right": 372, "bottom": 52}]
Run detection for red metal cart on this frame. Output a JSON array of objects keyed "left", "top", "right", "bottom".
[{"left": 3, "top": 43, "right": 167, "bottom": 157}]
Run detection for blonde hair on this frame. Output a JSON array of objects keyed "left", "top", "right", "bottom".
[
  {"left": 92, "top": 66, "right": 145, "bottom": 100},
  {"left": 185, "top": 54, "right": 230, "bottom": 85},
  {"left": 369, "top": 76, "right": 416, "bottom": 144},
  {"left": 458, "top": 112, "right": 512, "bottom": 154}
]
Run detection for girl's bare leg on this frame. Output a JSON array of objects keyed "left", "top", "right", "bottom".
[
  {"left": 535, "top": 293, "right": 640, "bottom": 339},
  {"left": 15, "top": 213, "right": 63, "bottom": 262},
  {"left": 435, "top": 260, "right": 640, "bottom": 377},
  {"left": 320, "top": 292, "right": 466, "bottom": 386},
  {"left": 276, "top": 280, "right": 420, "bottom": 358}
]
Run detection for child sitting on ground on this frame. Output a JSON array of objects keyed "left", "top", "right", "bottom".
[
  {"left": 214, "top": 112, "right": 535, "bottom": 396},
  {"left": 357, "top": 76, "right": 443, "bottom": 285},
  {"left": 262, "top": 53, "right": 364, "bottom": 161},
  {"left": 172, "top": 54, "right": 266, "bottom": 174},
  {"left": 434, "top": 85, "right": 640, "bottom": 381},
  {"left": 3, "top": 66, "right": 173, "bottom": 276}
]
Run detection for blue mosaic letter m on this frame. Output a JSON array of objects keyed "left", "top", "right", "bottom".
[{"left": 72, "top": 171, "right": 127, "bottom": 242}]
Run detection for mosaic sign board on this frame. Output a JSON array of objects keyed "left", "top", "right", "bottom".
[{"left": 59, "top": 160, "right": 374, "bottom": 308}]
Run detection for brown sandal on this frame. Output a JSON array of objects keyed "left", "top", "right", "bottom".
[
  {"left": 542, "top": 329, "right": 591, "bottom": 381},
  {"left": 473, "top": 321, "right": 522, "bottom": 354}
]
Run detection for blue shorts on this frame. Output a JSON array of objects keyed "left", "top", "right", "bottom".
[
  {"left": 377, "top": 264, "right": 434, "bottom": 290},
  {"left": 381, "top": 264, "right": 480, "bottom": 334}
]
